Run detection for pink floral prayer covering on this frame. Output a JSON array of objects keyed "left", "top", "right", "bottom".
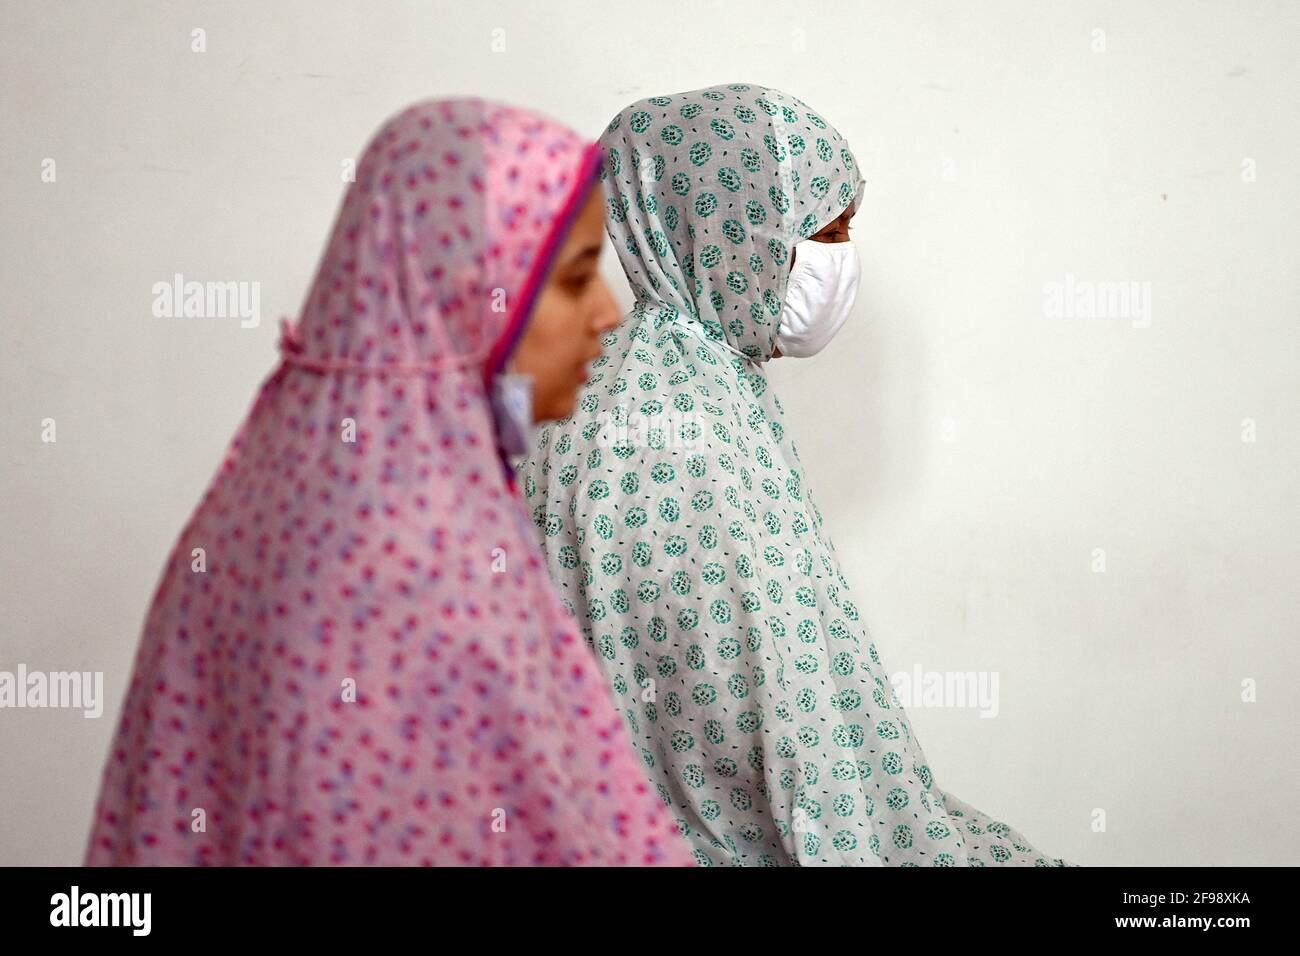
[{"left": 84, "top": 98, "right": 696, "bottom": 866}]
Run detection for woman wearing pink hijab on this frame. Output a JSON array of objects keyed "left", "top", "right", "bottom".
[{"left": 84, "top": 98, "right": 696, "bottom": 866}]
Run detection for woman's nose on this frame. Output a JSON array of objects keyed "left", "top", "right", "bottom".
[{"left": 591, "top": 276, "right": 622, "bottom": 332}]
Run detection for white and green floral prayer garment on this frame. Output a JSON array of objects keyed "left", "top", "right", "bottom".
[{"left": 519, "top": 82, "right": 1072, "bottom": 867}]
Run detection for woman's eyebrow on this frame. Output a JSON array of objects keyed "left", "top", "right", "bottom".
[{"left": 559, "top": 247, "right": 600, "bottom": 269}]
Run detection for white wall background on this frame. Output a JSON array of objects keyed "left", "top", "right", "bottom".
[{"left": 2, "top": 0, "right": 1296, "bottom": 866}]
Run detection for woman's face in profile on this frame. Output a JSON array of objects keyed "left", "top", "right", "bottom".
[
  {"left": 512, "top": 188, "right": 622, "bottom": 422},
  {"left": 791, "top": 201, "right": 856, "bottom": 268},
  {"left": 772, "top": 201, "right": 857, "bottom": 358}
]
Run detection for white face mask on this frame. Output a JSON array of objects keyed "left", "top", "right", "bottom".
[
  {"left": 775, "top": 238, "right": 861, "bottom": 358},
  {"left": 489, "top": 370, "right": 535, "bottom": 459}
]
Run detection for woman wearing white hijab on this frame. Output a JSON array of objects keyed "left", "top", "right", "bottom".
[{"left": 519, "top": 82, "right": 1071, "bottom": 867}]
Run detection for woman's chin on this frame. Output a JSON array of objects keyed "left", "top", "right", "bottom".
[{"left": 533, "top": 393, "right": 577, "bottom": 425}]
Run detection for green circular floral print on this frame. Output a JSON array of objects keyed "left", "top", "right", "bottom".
[{"left": 520, "top": 82, "right": 1071, "bottom": 868}]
